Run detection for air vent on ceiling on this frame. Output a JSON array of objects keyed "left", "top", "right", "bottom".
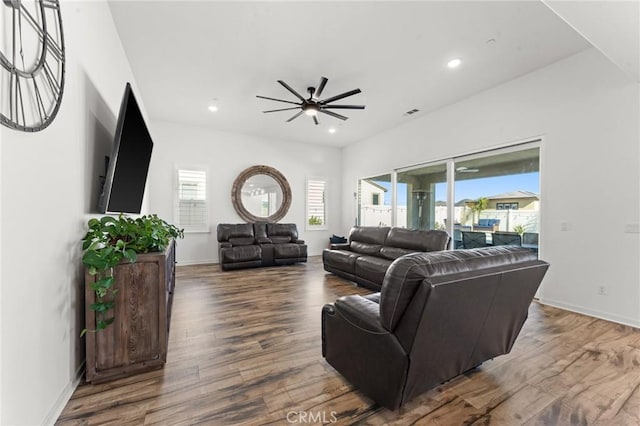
[{"left": 404, "top": 108, "right": 420, "bottom": 116}]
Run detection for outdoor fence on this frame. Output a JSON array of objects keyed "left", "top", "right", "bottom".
[{"left": 360, "top": 205, "right": 539, "bottom": 233}]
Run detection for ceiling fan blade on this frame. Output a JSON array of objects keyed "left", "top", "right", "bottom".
[
  {"left": 256, "top": 95, "right": 300, "bottom": 106},
  {"left": 319, "top": 109, "right": 348, "bottom": 121},
  {"left": 314, "top": 77, "right": 328, "bottom": 99},
  {"left": 323, "top": 105, "right": 365, "bottom": 110},
  {"left": 278, "top": 80, "right": 306, "bottom": 102},
  {"left": 263, "top": 107, "right": 301, "bottom": 113},
  {"left": 286, "top": 111, "right": 304, "bottom": 122},
  {"left": 320, "top": 88, "right": 361, "bottom": 105},
  {"left": 313, "top": 115, "right": 319, "bottom": 125}
]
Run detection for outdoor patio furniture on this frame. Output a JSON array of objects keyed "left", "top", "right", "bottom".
[
  {"left": 453, "top": 225, "right": 472, "bottom": 249},
  {"left": 523, "top": 232, "right": 539, "bottom": 245},
  {"left": 492, "top": 232, "right": 522, "bottom": 246},
  {"left": 473, "top": 219, "right": 500, "bottom": 232},
  {"left": 462, "top": 231, "right": 487, "bottom": 249}
]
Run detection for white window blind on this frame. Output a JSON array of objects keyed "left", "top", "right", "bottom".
[
  {"left": 306, "top": 178, "right": 327, "bottom": 230},
  {"left": 176, "top": 169, "right": 208, "bottom": 232}
]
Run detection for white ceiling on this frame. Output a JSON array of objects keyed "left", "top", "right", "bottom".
[{"left": 108, "top": 1, "right": 593, "bottom": 147}]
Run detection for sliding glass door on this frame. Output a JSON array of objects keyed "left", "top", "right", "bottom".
[
  {"left": 356, "top": 141, "right": 540, "bottom": 251},
  {"left": 453, "top": 146, "right": 540, "bottom": 249},
  {"left": 358, "top": 173, "right": 392, "bottom": 226},
  {"left": 396, "top": 163, "right": 447, "bottom": 230}
]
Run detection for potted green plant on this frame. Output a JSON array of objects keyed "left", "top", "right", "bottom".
[
  {"left": 308, "top": 215, "right": 323, "bottom": 225},
  {"left": 81, "top": 214, "right": 183, "bottom": 335},
  {"left": 513, "top": 224, "right": 526, "bottom": 236}
]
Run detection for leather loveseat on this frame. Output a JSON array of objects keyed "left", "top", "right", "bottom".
[
  {"left": 322, "top": 246, "right": 549, "bottom": 410},
  {"left": 322, "top": 226, "right": 450, "bottom": 291},
  {"left": 217, "top": 223, "right": 307, "bottom": 270}
]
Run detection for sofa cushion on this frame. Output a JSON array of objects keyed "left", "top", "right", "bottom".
[
  {"left": 220, "top": 245, "right": 262, "bottom": 263},
  {"left": 323, "top": 249, "right": 360, "bottom": 274},
  {"left": 379, "top": 246, "right": 415, "bottom": 260},
  {"left": 350, "top": 241, "right": 383, "bottom": 255},
  {"left": 385, "top": 228, "right": 449, "bottom": 252},
  {"left": 228, "top": 237, "right": 255, "bottom": 246},
  {"left": 274, "top": 243, "right": 307, "bottom": 259},
  {"left": 349, "top": 226, "right": 390, "bottom": 245},
  {"left": 270, "top": 235, "right": 292, "bottom": 244},
  {"left": 217, "top": 223, "right": 254, "bottom": 242},
  {"left": 267, "top": 223, "right": 299, "bottom": 241},
  {"left": 355, "top": 256, "right": 392, "bottom": 286}
]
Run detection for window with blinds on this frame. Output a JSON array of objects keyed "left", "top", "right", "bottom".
[
  {"left": 306, "top": 178, "right": 327, "bottom": 230},
  {"left": 176, "top": 169, "right": 208, "bottom": 232}
]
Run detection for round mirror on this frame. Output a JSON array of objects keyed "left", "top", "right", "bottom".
[{"left": 231, "top": 165, "right": 292, "bottom": 222}]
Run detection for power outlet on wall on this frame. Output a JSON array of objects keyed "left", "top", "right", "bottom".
[{"left": 597, "top": 285, "right": 607, "bottom": 296}]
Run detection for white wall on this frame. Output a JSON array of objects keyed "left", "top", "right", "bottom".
[
  {"left": 0, "top": 2, "right": 140, "bottom": 424},
  {"left": 342, "top": 48, "right": 640, "bottom": 327},
  {"left": 147, "top": 121, "right": 342, "bottom": 265}
]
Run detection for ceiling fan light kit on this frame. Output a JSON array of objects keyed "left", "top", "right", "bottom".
[{"left": 257, "top": 77, "right": 365, "bottom": 125}]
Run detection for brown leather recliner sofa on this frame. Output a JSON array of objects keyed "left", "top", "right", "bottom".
[
  {"left": 322, "top": 246, "right": 549, "bottom": 410},
  {"left": 322, "top": 226, "right": 450, "bottom": 291},
  {"left": 217, "top": 223, "right": 307, "bottom": 270}
]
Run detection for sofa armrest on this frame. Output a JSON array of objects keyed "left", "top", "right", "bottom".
[
  {"left": 330, "top": 243, "right": 350, "bottom": 250},
  {"left": 331, "top": 295, "right": 386, "bottom": 334},
  {"left": 295, "top": 239, "right": 305, "bottom": 245},
  {"left": 219, "top": 242, "right": 232, "bottom": 248},
  {"left": 322, "top": 294, "right": 407, "bottom": 410},
  {"left": 256, "top": 237, "right": 272, "bottom": 244}
]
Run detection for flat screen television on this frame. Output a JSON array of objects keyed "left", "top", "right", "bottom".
[{"left": 98, "top": 83, "right": 153, "bottom": 214}]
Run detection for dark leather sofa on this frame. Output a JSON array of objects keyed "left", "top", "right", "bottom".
[
  {"left": 322, "top": 226, "right": 450, "bottom": 291},
  {"left": 322, "top": 246, "right": 549, "bottom": 410},
  {"left": 217, "top": 223, "right": 307, "bottom": 270}
]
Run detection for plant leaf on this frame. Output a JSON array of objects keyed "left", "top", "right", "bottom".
[{"left": 90, "top": 301, "right": 114, "bottom": 312}]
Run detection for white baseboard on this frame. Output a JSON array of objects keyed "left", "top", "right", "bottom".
[
  {"left": 538, "top": 297, "right": 640, "bottom": 328},
  {"left": 177, "top": 259, "right": 217, "bottom": 266},
  {"left": 43, "top": 362, "right": 85, "bottom": 426}
]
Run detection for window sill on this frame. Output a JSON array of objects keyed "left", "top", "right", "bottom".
[{"left": 183, "top": 227, "right": 210, "bottom": 234}]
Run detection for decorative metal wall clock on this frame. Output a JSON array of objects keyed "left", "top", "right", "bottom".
[{"left": 1, "top": 0, "right": 65, "bottom": 132}]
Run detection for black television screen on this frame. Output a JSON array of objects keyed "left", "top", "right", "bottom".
[{"left": 99, "top": 83, "right": 153, "bottom": 214}]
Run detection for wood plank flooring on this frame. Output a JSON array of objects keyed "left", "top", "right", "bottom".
[{"left": 57, "top": 256, "right": 640, "bottom": 425}]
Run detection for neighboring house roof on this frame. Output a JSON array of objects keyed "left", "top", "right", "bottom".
[
  {"left": 435, "top": 201, "right": 447, "bottom": 207},
  {"left": 487, "top": 190, "right": 539, "bottom": 200},
  {"left": 455, "top": 198, "right": 474, "bottom": 207},
  {"left": 362, "top": 179, "right": 388, "bottom": 192}
]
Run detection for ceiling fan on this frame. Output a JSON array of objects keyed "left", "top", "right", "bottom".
[
  {"left": 456, "top": 166, "right": 479, "bottom": 173},
  {"left": 256, "top": 77, "right": 365, "bottom": 125}
]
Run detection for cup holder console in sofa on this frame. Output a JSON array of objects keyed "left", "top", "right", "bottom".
[{"left": 217, "top": 223, "right": 307, "bottom": 270}]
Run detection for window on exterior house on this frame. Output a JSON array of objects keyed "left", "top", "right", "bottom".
[
  {"left": 306, "top": 178, "right": 327, "bottom": 230},
  {"left": 372, "top": 193, "right": 380, "bottom": 205},
  {"left": 176, "top": 168, "right": 208, "bottom": 232}
]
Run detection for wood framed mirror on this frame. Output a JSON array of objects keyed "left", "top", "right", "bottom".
[{"left": 231, "top": 165, "right": 292, "bottom": 222}]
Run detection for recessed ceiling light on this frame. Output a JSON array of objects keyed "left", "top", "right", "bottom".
[
  {"left": 447, "top": 58, "right": 462, "bottom": 69},
  {"left": 208, "top": 104, "right": 218, "bottom": 112},
  {"left": 328, "top": 127, "right": 336, "bottom": 134}
]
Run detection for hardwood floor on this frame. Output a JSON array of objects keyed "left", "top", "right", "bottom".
[{"left": 57, "top": 256, "right": 640, "bottom": 425}]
